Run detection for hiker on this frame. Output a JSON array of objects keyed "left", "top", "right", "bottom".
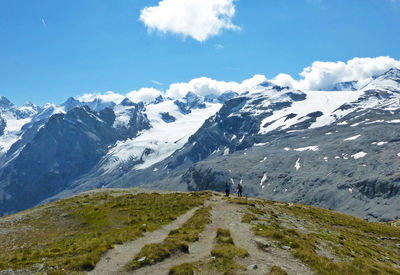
[
  {"left": 225, "top": 183, "right": 230, "bottom": 197},
  {"left": 237, "top": 183, "right": 243, "bottom": 197}
]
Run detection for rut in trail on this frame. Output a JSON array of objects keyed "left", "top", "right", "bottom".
[
  {"left": 89, "top": 206, "right": 201, "bottom": 275},
  {"left": 127, "top": 196, "right": 313, "bottom": 275}
]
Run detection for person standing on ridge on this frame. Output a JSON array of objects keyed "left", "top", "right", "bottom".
[
  {"left": 237, "top": 183, "right": 243, "bottom": 197},
  {"left": 225, "top": 183, "right": 230, "bottom": 197}
]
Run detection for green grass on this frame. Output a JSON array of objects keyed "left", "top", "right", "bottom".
[
  {"left": 242, "top": 212, "right": 258, "bottom": 223},
  {"left": 168, "top": 262, "right": 197, "bottom": 275},
  {"left": 236, "top": 199, "right": 400, "bottom": 275},
  {"left": 207, "top": 228, "right": 249, "bottom": 274},
  {"left": 168, "top": 228, "right": 249, "bottom": 275},
  {"left": 128, "top": 205, "right": 212, "bottom": 270},
  {"left": 0, "top": 191, "right": 210, "bottom": 274}
]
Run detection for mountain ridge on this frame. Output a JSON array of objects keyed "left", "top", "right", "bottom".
[{"left": 0, "top": 68, "right": 400, "bottom": 220}]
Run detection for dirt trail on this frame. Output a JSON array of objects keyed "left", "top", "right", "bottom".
[
  {"left": 128, "top": 198, "right": 223, "bottom": 275},
  {"left": 229, "top": 204, "right": 313, "bottom": 275},
  {"left": 89, "top": 206, "right": 201, "bottom": 275},
  {"left": 124, "top": 196, "right": 313, "bottom": 275}
]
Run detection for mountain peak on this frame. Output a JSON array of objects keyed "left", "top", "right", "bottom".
[
  {"left": 381, "top": 67, "right": 400, "bottom": 81},
  {"left": 120, "top": 98, "right": 135, "bottom": 106},
  {"left": 0, "top": 96, "right": 14, "bottom": 109}
]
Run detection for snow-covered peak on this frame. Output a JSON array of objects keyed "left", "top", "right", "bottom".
[
  {"left": 0, "top": 97, "right": 42, "bottom": 154},
  {"left": 362, "top": 68, "right": 400, "bottom": 92},
  {"left": 380, "top": 68, "right": 400, "bottom": 81},
  {"left": 120, "top": 98, "right": 136, "bottom": 107},
  {"left": 0, "top": 96, "right": 14, "bottom": 110},
  {"left": 62, "top": 97, "right": 83, "bottom": 112}
]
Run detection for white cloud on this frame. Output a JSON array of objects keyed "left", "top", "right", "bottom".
[
  {"left": 75, "top": 75, "right": 265, "bottom": 106},
  {"left": 139, "top": 0, "right": 239, "bottom": 42},
  {"left": 76, "top": 56, "right": 400, "bottom": 106},
  {"left": 126, "top": 88, "right": 163, "bottom": 103},
  {"left": 77, "top": 91, "right": 125, "bottom": 104},
  {"left": 272, "top": 56, "right": 400, "bottom": 90},
  {"left": 165, "top": 75, "right": 266, "bottom": 99}
]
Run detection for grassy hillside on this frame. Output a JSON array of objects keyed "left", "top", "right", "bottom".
[
  {"left": 232, "top": 197, "right": 400, "bottom": 274},
  {"left": 0, "top": 189, "right": 399, "bottom": 274},
  {"left": 0, "top": 189, "right": 210, "bottom": 274}
]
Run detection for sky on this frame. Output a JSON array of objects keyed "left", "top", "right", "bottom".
[{"left": 0, "top": 0, "right": 400, "bottom": 106}]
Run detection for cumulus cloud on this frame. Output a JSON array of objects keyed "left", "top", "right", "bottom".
[
  {"left": 76, "top": 57, "right": 400, "bottom": 106},
  {"left": 165, "top": 75, "right": 266, "bottom": 99},
  {"left": 139, "top": 0, "right": 239, "bottom": 42},
  {"left": 126, "top": 88, "right": 163, "bottom": 103},
  {"left": 272, "top": 56, "right": 400, "bottom": 90},
  {"left": 77, "top": 91, "right": 125, "bottom": 104},
  {"left": 75, "top": 75, "right": 266, "bottom": 106}
]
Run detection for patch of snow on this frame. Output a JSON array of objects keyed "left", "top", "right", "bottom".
[
  {"left": 365, "top": 120, "right": 384, "bottom": 125},
  {"left": 372, "top": 141, "right": 388, "bottom": 146},
  {"left": 223, "top": 148, "right": 230, "bottom": 156},
  {"left": 352, "top": 152, "right": 367, "bottom": 160},
  {"left": 284, "top": 147, "right": 291, "bottom": 151},
  {"left": 254, "top": 142, "right": 268, "bottom": 147},
  {"left": 0, "top": 115, "right": 32, "bottom": 152},
  {"left": 348, "top": 188, "right": 353, "bottom": 194},
  {"left": 294, "top": 146, "right": 319, "bottom": 152},
  {"left": 337, "top": 121, "right": 348, "bottom": 125},
  {"left": 323, "top": 156, "right": 328, "bottom": 162},
  {"left": 387, "top": 119, "right": 400, "bottom": 124},
  {"left": 113, "top": 105, "right": 135, "bottom": 128},
  {"left": 259, "top": 156, "right": 267, "bottom": 163},
  {"left": 295, "top": 158, "right": 301, "bottom": 170},
  {"left": 350, "top": 122, "right": 362, "bottom": 127},
  {"left": 335, "top": 156, "right": 340, "bottom": 159},
  {"left": 260, "top": 173, "right": 267, "bottom": 186},
  {"left": 258, "top": 90, "right": 362, "bottom": 134},
  {"left": 325, "top": 132, "right": 333, "bottom": 135},
  {"left": 344, "top": 134, "right": 361, "bottom": 141}
]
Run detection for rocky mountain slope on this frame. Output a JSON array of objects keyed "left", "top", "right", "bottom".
[
  {"left": 0, "top": 189, "right": 399, "bottom": 274},
  {"left": 0, "top": 68, "right": 400, "bottom": 220}
]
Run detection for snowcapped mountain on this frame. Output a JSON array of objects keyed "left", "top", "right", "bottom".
[
  {"left": 1, "top": 68, "right": 400, "bottom": 221},
  {"left": 0, "top": 97, "right": 41, "bottom": 155}
]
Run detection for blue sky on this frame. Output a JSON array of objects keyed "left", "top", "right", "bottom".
[{"left": 0, "top": 0, "right": 399, "bottom": 106}]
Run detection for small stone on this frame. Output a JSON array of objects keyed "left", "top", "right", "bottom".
[
  {"left": 247, "top": 264, "right": 258, "bottom": 270},
  {"left": 138, "top": 256, "right": 146, "bottom": 263},
  {"left": 281, "top": 245, "right": 291, "bottom": 250},
  {"left": 254, "top": 238, "right": 271, "bottom": 248}
]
